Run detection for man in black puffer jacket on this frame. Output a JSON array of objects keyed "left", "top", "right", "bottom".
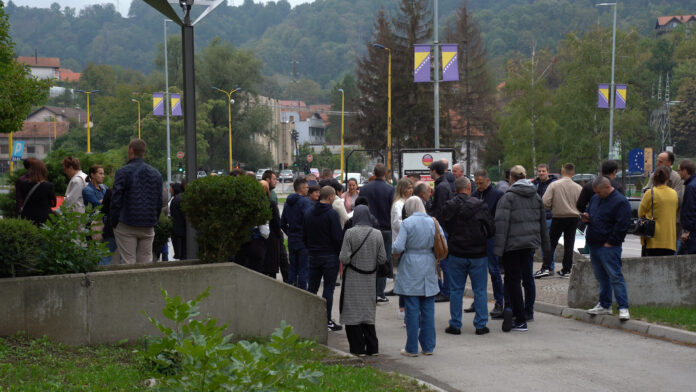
[{"left": 442, "top": 176, "right": 495, "bottom": 336}]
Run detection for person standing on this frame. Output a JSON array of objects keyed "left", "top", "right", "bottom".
[
  {"left": 390, "top": 178, "right": 414, "bottom": 318},
  {"left": 582, "top": 176, "right": 631, "bottom": 320},
  {"left": 281, "top": 177, "right": 313, "bottom": 289},
  {"left": 536, "top": 163, "right": 583, "bottom": 278},
  {"left": 495, "top": 165, "right": 550, "bottom": 332},
  {"left": 339, "top": 205, "right": 387, "bottom": 356},
  {"left": 304, "top": 186, "right": 344, "bottom": 332},
  {"left": 532, "top": 164, "right": 557, "bottom": 270},
  {"left": 358, "top": 163, "right": 395, "bottom": 303},
  {"left": 62, "top": 156, "right": 88, "bottom": 213},
  {"left": 169, "top": 183, "right": 187, "bottom": 260},
  {"left": 643, "top": 151, "right": 684, "bottom": 251},
  {"left": 18, "top": 160, "right": 56, "bottom": 226},
  {"left": 470, "top": 169, "right": 505, "bottom": 319},
  {"left": 392, "top": 196, "right": 441, "bottom": 356},
  {"left": 110, "top": 139, "right": 163, "bottom": 264},
  {"left": 443, "top": 177, "right": 495, "bottom": 336},
  {"left": 451, "top": 163, "right": 464, "bottom": 179},
  {"left": 82, "top": 165, "right": 107, "bottom": 209},
  {"left": 497, "top": 169, "right": 511, "bottom": 193},
  {"left": 639, "top": 166, "right": 678, "bottom": 256},
  {"left": 263, "top": 169, "right": 290, "bottom": 282},
  {"left": 577, "top": 161, "right": 625, "bottom": 214},
  {"left": 343, "top": 178, "right": 360, "bottom": 214},
  {"left": 331, "top": 182, "right": 352, "bottom": 228},
  {"left": 678, "top": 160, "right": 696, "bottom": 254},
  {"left": 428, "top": 160, "right": 453, "bottom": 303}
]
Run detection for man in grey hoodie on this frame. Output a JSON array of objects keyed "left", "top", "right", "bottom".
[{"left": 494, "top": 165, "right": 551, "bottom": 332}]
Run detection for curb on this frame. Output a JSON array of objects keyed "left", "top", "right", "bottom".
[
  {"left": 463, "top": 288, "right": 696, "bottom": 346},
  {"left": 322, "top": 345, "right": 449, "bottom": 392}
]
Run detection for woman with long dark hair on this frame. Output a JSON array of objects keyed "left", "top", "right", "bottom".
[{"left": 18, "top": 160, "right": 56, "bottom": 226}]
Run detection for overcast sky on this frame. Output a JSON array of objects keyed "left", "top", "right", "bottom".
[{"left": 9, "top": 1, "right": 314, "bottom": 17}]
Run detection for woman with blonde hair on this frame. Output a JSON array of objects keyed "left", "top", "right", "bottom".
[{"left": 390, "top": 178, "right": 413, "bottom": 318}]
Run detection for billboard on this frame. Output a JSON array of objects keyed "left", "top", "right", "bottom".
[{"left": 400, "top": 149, "right": 456, "bottom": 179}]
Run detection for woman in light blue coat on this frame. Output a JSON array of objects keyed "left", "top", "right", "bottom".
[{"left": 392, "top": 196, "right": 442, "bottom": 356}]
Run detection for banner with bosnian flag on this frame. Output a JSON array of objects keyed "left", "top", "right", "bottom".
[
  {"left": 170, "top": 93, "right": 182, "bottom": 116},
  {"left": 615, "top": 84, "right": 626, "bottom": 109},
  {"left": 414, "top": 44, "right": 431, "bottom": 83},
  {"left": 441, "top": 44, "right": 459, "bottom": 82},
  {"left": 153, "top": 92, "right": 165, "bottom": 116},
  {"left": 598, "top": 84, "right": 609, "bottom": 109}
]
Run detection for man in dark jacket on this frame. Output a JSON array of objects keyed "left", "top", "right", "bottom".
[
  {"left": 577, "top": 161, "right": 625, "bottom": 214},
  {"left": 495, "top": 165, "right": 550, "bottom": 332},
  {"left": 281, "top": 177, "right": 312, "bottom": 289},
  {"left": 533, "top": 163, "right": 557, "bottom": 270},
  {"left": 429, "top": 160, "right": 453, "bottom": 302},
  {"left": 470, "top": 169, "right": 505, "bottom": 319},
  {"left": 357, "top": 163, "right": 394, "bottom": 302},
  {"left": 443, "top": 176, "right": 495, "bottom": 336},
  {"left": 111, "top": 139, "right": 163, "bottom": 264},
  {"left": 582, "top": 176, "right": 631, "bottom": 321},
  {"left": 304, "top": 186, "right": 344, "bottom": 332},
  {"left": 678, "top": 160, "right": 696, "bottom": 254}
]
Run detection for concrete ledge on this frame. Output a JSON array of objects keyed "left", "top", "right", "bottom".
[{"left": 1, "top": 262, "right": 327, "bottom": 346}]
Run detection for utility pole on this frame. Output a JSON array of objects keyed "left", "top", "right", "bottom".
[
  {"left": 464, "top": 39, "right": 471, "bottom": 177},
  {"left": 433, "top": 0, "right": 440, "bottom": 148}
]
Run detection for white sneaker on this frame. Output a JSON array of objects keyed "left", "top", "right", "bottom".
[
  {"left": 397, "top": 309, "right": 405, "bottom": 320},
  {"left": 619, "top": 308, "right": 630, "bottom": 320},
  {"left": 587, "top": 303, "right": 612, "bottom": 315}
]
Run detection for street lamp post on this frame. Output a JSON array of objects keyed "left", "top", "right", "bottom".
[
  {"left": 598, "top": 2, "right": 617, "bottom": 159},
  {"left": 212, "top": 86, "right": 242, "bottom": 173},
  {"left": 372, "top": 43, "right": 392, "bottom": 182},
  {"left": 131, "top": 98, "right": 141, "bottom": 139},
  {"left": 338, "top": 88, "right": 345, "bottom": 181},
  {"left": 51, "top": 115, "right": 57, "bottom": 153},
  {"left": 75, "top": 89, "right": 99, "bottom": 153},
  {"left": 164, "top": 18, "right": 174, "bottom": 186}
]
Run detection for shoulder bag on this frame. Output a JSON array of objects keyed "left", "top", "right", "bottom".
[
  {"left": 432, "top": 217, "right": 448, "bottom": 261},
  {"left": 628, "top": 187, "right": 656, "bottom": 238}
]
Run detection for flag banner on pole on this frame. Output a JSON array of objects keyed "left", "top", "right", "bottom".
[
  {"left": 598, "top": 84, "right": 609, "bottom": 108},
  {"left": 171, "top": 93, "right": 182, "bottom": 116},
  {"left": 615, "top": 84, "right": 626, "bottom": 109},
  {"left": 153, "top": 92, "right": 165, "bottom": 116},
  {"left": 628, "top": 148, "right": 644, "bottom": 174},
  {"left": 11, "top": 141, "right": 25, "bottom": 162},
  {"left": 414, "top": 44, "right": 431, "bottom": 83},
  {"left": 441, "top": 44, "right": 459, "bottom": 82}
]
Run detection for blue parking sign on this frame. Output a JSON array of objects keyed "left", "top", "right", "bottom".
[{"left": 11, "top": 141, "right": 25, "bottom": 162}]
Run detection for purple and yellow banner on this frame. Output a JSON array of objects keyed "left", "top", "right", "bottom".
[
  {"left": 598, "top": 84, "right": 609, "bottom": 109},
  {"left": 615, "top": 84, "right": 626, "bottom": 109},
  {"left": 171, "top": 93, "right": 182, "bottom": 116},
  {"left": 414, "top": 44, "right": 431, "bottom": 83},
  {"left": 441, "top": 44, "right": 459, "bottom": 82},
  {"left": 153, "top": 92, "right": 165, "bottom": 116}
]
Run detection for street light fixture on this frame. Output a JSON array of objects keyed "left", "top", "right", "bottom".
[
  {"left": 75, "top": 89, "right": 99, "bottom": 153},
  {"left": 597, "top": 2, "right": 618, "bottom": 159},
  {"left": 372, "top": 43, "right": 392, "bottom": 182},
  {"left": 211, "top": 86, "right": 242, "bottom": 173},
  {"left": 131, "top": 98, "right": 141, "bottom": 139}
]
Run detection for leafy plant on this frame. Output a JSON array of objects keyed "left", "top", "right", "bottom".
[
  {"left": 36, "top": 205, "right": 110, "bottom": 275},
  {"left": 181, "top": 175, "right": 270, "bottom": 263},
  {"left": 0, "top": 218, "right": 41, "bottom": 277},
  {"left": 140, "top": 287, "right": 321, "bottom": 391}
]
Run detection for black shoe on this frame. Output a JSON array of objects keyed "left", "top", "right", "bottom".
[
  {"left": 502, "top": 308, "right": 513, "bottom": 332},
  {"left": 534, "top": 268, "right": 551, "bottom": 279},
  {"left": 445, "top": 326, "right": 461, "bottom": 335},
  {"left": 490, "top": 304, "right": 504, "bottom": 319},
  {"left": 557, "top": 270, "right": 571, "bottom": 278},
  {"left": 475, "top": 326, "right": 490, "bottom": 335},
  {"left": 463, "top": 303, "right": 475, "bottom": 313},
  {"left": 511, "top": 321, "right": 528, "bottom": 332},
  {"left": 328, "top": 320, "right": 343, "bottom": 332},
  {"left": 376, "top": 296, "right": 389, "bottom": 303},
  {"left": 434, "top": 295, "right": 450, "bottom": 303},
  {"left": 385, "top": 289, "right": 396, "bottom": 296}
]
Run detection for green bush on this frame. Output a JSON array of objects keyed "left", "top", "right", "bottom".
[
  {"left": 0, "top": 218, "right": 42, "bottom": 277},
  {"left": 140, "top": 287, "right": 321, "bottom": 391},
  {"left": 182, "top": 175, "right": 271, "bottom": 263},
  {"left": 43, "top": 148, "right": 128, "bottom": 194},
  {"left": 153, "top": 213, "right": 173, "bottom": 255}
]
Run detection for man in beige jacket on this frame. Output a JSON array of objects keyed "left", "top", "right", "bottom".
[{"left": 535, "top": 163, "right": 582, "bottom": 278}]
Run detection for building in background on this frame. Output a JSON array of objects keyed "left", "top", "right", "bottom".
[
  {"left": 655, "top": 15, "right": 696, "bottom": 35},
  {"left": 0, "top": 121, "right": 69, "bottom": 162}
]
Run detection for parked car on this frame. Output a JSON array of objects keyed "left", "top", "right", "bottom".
[
  {"left": 279, "top": 169, "right": 295, "bottom": 183},
  {"left": 197, "top": 170, "right": 207, "bottom": 179},
  {"left": 310, "top": 168, "right": 320, "bottom": 177},
  {"left": 256, "top": 168, "right": 270, "bottom": 180},
  {"left": 572, "top": 173, "right": 597, "bottom": 186}
]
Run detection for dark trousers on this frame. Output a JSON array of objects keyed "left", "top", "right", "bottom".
[
  {"left": 345, "top": 324, "right": 378, "bottom": 355},
  {"left": 544, "top": 217, "right": 578, "bottom": 273},
  {"left": 236, "top": 238, "right": 266, "bottom": 274},
  {"left": 376, "top": 230, "right": 392, "bottom": 297},
  {"left": 279, "top": 243, "right": 290, "bottom": 283},
  {"left": 503, "top": 249, "right": 534, "bottom": 323},
  {"left": 172, "top": 235, "right": 186, "bottom": 260},
  {"left": 308, "top": 254, "right": 340, "bottom": 322},
  {"left": 642, "top": 247, "right": 675, "bottom": 257}
]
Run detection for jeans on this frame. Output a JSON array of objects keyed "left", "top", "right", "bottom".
[
  {"left": 502, "top": 249, "right": 534, "bottom": 323},
  {"left": 376, "top": 230, "right": 392, "bottom": 297},
  {"left": 589, "top": 245, "right": 629, "bottom": 309},
  {"left": 288, "top": 247, "right": 309, "bottom": 290},
  {"left": 437, "top": 231, "right": 451, "bottom": 297},
  {"left": 308, "top": 254, "right": 340, "bottom": 321},
  {"left": 448, "top": 255, "right": 489, "bottom": 329},
  {"left": 485, "top": 238, "right": 504, "bottom": 307},
  {"left": 545, "top": 217, "right": 578, "bottom": 273},
  {"left": 100, "top": 236, "right": 118, "bottom": 265},
  {"left": 683, "top": 235, "right": 696, "bottom": 254},
  {"left": 403, "top": 295, "right": 436, "bottom": 354}
]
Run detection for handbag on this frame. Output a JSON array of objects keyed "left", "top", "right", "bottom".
[
  {"left": 628, "top": 187, "right": 656, "bottom": 238},
  {"left": 432, "top": 217, "right": 448, "bottom": 261}
]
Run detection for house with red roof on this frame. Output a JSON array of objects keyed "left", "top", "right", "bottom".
[
  {"left": 655, "top": 15, "right": 696, "bottom": 34},
  {"left": 0, "top": 121, "right": 69, "bottom": 161}
]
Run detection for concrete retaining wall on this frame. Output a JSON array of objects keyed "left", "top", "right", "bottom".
[
  {"left": 0, "top": 262, "right": 327, "bottom": 345},
  {"left": 568, "top": 254, "right": 696, "bottom": 308}
]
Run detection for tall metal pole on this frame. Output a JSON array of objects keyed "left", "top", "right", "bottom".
[
  {"left": 164, "top": 19, "right": 172, "bottom": 186},
  {"left": 607, "top": 3, "right": 617, "bottom": 159},
  {"left": 464, "top": 40, "right": 471, "bottom": 177},
  {"left": 339, "top": 89, "right": 345, "bottom": 178},
  {"left": 387, "top": 49, "right": 392, "bottom": 181},
  {"left": 86, "top": 92, "right": 91, "bottom": 153},
  {"left": 433, "top": 0, "right": 440, "bottom": 149},
  {"left": 182, "top": 5, "right": 198, "bottom": 259}
]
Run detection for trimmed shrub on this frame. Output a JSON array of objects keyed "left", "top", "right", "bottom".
[
  {"left": 182, "top": 175, "right": 270, "bottom": 263},
  {"left": 0, "top": 218, "right": 41, "bottom": 277}
]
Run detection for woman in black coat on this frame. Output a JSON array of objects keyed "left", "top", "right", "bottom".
[
  {"left": 18, "top": 160, "right": 56, "bottom": 226},
  {"left": 169, "top": 183, "right": 187, "bottom": 260}
]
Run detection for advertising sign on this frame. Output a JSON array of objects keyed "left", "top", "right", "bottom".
[{"left": 400, "top": 149, "right": 456, "bottom": 179}]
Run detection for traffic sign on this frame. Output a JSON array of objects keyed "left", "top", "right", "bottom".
[
  {"left": 307, "top": 154, "right": 313, "bottom": 163},
  {"left": 176, "top": 151, "right": 184, "bottom": 159}
]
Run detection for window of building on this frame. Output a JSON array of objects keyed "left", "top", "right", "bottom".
[
  {"left": 27, "top": 146, "right": 36, "bottom": 154},
  {"left": 0, "top": 145, "right": 7, "bottom": 154}
]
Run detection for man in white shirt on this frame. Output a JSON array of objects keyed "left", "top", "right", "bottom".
[{"left": 62, "top": 156, "right": 88, "bottom": 213}]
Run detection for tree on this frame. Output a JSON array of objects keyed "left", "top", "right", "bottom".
[
  {"left": 672, "top": 78, "right": 696, "bottom": 156},
  {"left": 0, "top": 1, "right": 50, "bottom": 135}
]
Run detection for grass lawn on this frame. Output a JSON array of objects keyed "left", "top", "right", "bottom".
[
  {"left": 0, "top": 334, "right": 431, "bottom": 391},
  {"left": 628, "top": 306, "right": 696, "bottom": 332}
]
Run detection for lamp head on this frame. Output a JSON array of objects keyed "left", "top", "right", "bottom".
[
  {"left": 338, "top": 88, "right": 344, "bottom": 93},
  {"left": 211, "top": 86, "right": 218, "bottom": 90},
  {"left": 372, "top": 43, "right": 386, "bottom": 50},
  {"left": 230, "top": 99, "right": 235, "bottom": 104},
  {"left": 131, "top": 99, "right": 138, "bottom": 103},
  {"left": 234, "top": 86, "right": 242, "bottom": 92}
]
